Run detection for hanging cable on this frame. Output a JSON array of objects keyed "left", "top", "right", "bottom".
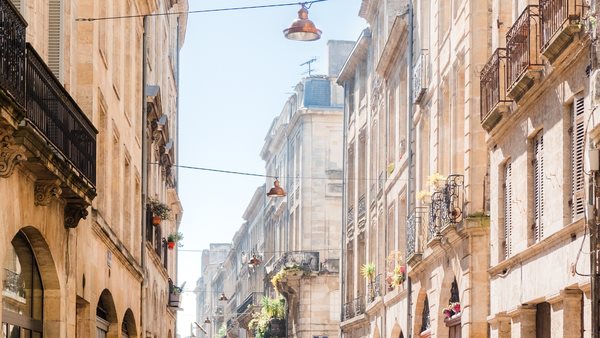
[{"left": 76, "top": 0, "right": 328, "bottom": 22}]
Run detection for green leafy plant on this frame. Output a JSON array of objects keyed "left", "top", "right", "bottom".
[
  {"left": 148, "top": 198, "right": 172, "bottom": 220},
  {"left": 248, "top": 296, "right": 286, "bottom": 338},
  {"left": 167, "top": 232, "right": 184, "bottom": 243},
  {"left": 217, "top": 323, "right": 227, "bottom": 338},
  {"left": 360, "top": 262, "right": 376, "bottom": 282},
  {"left": 271, "top": 265, "right": 305, "bottom": 294}
]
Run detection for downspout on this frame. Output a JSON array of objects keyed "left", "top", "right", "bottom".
[
  {"left": 176, "top": 16, "right": 180, "bottom": 192},
  {"left": 406, "top": 2, "right": 415, "bottom": 337},
  {"left": 340, "top": 81, "right": 348, "bottom": 327},
  {"left": 141, "top": 14, "right": 148, "bottom": 337}
]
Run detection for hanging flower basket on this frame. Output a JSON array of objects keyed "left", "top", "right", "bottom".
[
  {"left": 167, "top": 241, "right": 176, "bottom": 249},
  {"left": 166, "top": 232, "right": 183, "bottom": 250},
  {"left": 152, "top": 215, "right": 162, "bottom": 225}
]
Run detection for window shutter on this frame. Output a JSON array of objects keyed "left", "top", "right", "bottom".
[
  {"left": 504, "top": 162, "right": 512, "bottom": 259},
  {"left": 571, "top": 97, "right": 585, "bottom": 220},
  {"left": 48, "top": 0, "right": 62, "bottom": 79},
  {"left": 533, "top": 132, "right": 544, "bottom": 242}
]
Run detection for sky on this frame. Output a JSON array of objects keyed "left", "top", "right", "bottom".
[{"left": 176, "top": 1, "right": 366, "bottom": 335}]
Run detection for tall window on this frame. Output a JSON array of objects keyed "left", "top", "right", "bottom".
[
  {"left": 503, "top": 161, "right": 512, "bottom": 259},
  {"left": 532, "top": 131, "right": 544, "bottom": 243},
  {"left": 571, "top": 97, "right": 585, "bottom": 221},
  {"left": 420, "top": 296, "right": 430, "bottom": 334},
  {"left": 535, "top": 302, "right": 551, "bottom": 338},
  {"left": 2, "top": 232, "right": 44, "bottom": 337}
]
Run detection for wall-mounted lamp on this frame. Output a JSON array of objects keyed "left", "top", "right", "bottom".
[
  {"left": 219, "top": 292, "right": 229, "bottom": 301},
  {"left": 267, "top": 179, "right": 286, "bottom": 197},
  {"left": 283, "top": 3, "right": 322, "bottom": 41},
  {"left": 204, "top": 317, "right": 211, "bottom": 324}
]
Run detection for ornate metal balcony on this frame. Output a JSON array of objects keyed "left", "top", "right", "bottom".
[
  {"left": 480, "top": 48, "right": 511, "bottom": 131},
  {"left": 541, "top": 0, "right": 587, "bottom": 62},
  {"left": 367, "top": 273, "right": 383, "bottom": 303},
  {"left": 0, "top": 0, "right": 26, "bottom": 106},
  {"left": 267, "top": 251, "right": 319, "bottom": 278},
  {"left": 428, "top": 175, "right": 464, "bottom": 240},
  {"left": 0, "top": 0, "right": 97, "bottom": 228},
  {"left": 346, "top": 205, "right": 355, "bottom": 239},
  {"left": 413, "top": 51, "right": 429, "bottom": 104},
  {"left": 343, "top": 300, "right": 354, "bottom": 320},
  {"left": 237, "top": 292, "right": 263, "bottom": 315},
  {"left": 506, "top": 5, "right": 542, "bottom": 101},
  {"left": 357, "top": 194, "right": 366, "bottom": 229},
  {"left": 407, "top": 207, "right": 427, "bottom": 265},
  {"left": 353, "top": 296, "right": 365, "bottom": 315}
]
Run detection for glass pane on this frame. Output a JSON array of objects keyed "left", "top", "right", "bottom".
[
  {"left": 22, "top": 328, "right": 31, "bottom": 338},
  {"left": 7, "top": 325, "right": 19, "bottom": 338}
]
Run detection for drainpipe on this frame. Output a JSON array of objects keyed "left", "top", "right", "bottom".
[
  {"left": 175, "top": 16, "right": 180, "bottom": 192},
  {"left": 406, "top": 1, "right": 415, "bottom": 337},
  {"left": 340, "top": 81, "right": 348, "bottom": 328},
  {"left": 141, "top": 14, "right": 148, "bottom": 337}
]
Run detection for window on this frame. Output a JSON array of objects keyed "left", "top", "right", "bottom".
[
  {"left": 420, "top": 296, "right": 431, "bottom": 335},
  {"left": 503, "top": 161, "right": 512, "bottom": 259},
  {"left": 533, "top": 131, "right": 544, "bottom": 243},
  {"left": 571, "top": 97, "right": 585, "bottom": 220},
  {"left": 2, "top": 232, "right": 44, "bottom": 337},
  {"left": 535, "top": 302, "right": 551, "bottom": 338}
]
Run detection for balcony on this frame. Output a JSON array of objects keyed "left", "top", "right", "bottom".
[
  {"left": 428, "top": 175, "right": 464, "bottom": 240},
  {"left": 480, "top": 48, "right": 511, "bottom": 131},
  {"left": 357, "top": 194, "right": 366, "bottom": 230},
  {"left": 367, "top": 273, "right": 383, "bottom": 303},
  {"left": 267, "top": 251, "right": 320, "bottom": 277},
  {"left": 236, "top": 292, "right": 264, "bottom": 329},
  {"left": 353, "top": 296, "right": 365, "bottom": 315},
  {"left": 506, "top": 6, "right": 543, "bottom": 102},
  {"left": 541, "top": 0, "right": 587, "bottom": 63},
  {"left": 343, "top": 300, "right": 354, "bottom": 320},
  {"left": 0, "top": 0, "right": 97, "bottom": 228},
  {"left": 346, "top": 205, "right": 355, "bottom": 238},
  {"left": 407, "top": 207, "right": 428, "bottom": 265},
  {"left": 413, "top": 51, "right": 429, "bottom": 104}
]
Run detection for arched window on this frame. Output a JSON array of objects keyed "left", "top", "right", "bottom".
[
  {"left": 2, "top": 231, "right": 44, "bottom": 337},
  {"left": 96, "top": 298, "right": 110, "bottom": 338},
  {"left": 420, "top": 296, "right": 430, "bottom": 334}
]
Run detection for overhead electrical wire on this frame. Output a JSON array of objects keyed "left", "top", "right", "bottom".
[{"left": 76, "top": 0, "right": 328, "bottom": 22}]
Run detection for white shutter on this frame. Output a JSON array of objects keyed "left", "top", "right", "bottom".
[
  {"left": 48, "top": 0, "right": 62, "bottom": 79},
  {"left": 571, "top": 97, "right": 585, "bottom": 220},
  {"left": 533, "top": 132, "right": 544, "bottom": 242},
  {"left": 504, "top": 162, "right": 512, "bottom": 259}
]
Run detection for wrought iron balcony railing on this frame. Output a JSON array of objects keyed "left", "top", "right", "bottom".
[
  {"left": 506, "top": 5, "right": 542, "bottom": 101},
  {"left": 0, "top": 0, "right": 26, "bottom": 106},
  {"left": 480, "top": 48, "right": 511, "bottom": 131},
  {"left": 407, "top": 207, "right": 428, "bottom": 262},
  {"left": 540, "top": 0, "right": 587, "bottom": 62},
  {"left": 343, "top": 300, "right": 354, "bottom": 320},
  {"left": 357, "top": 194, "right": 366, "bottom": 229},
  {"left": 367, "top": 273, "right": 383, "bottom": 303},
  {"left": 354, "top": 295, "right": 365, "bottom": 315},
  {"left": 428, "top": 175, "right": 464, "bottom": 240},
  {"left": 413, "top": 51, "right": 429, "bottom": 104},
  {"left": 237, "top": 292, "right": 263, "bottom": 314}
]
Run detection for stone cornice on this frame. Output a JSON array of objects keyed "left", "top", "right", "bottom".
[
  {"left": 376, "top": 13, "right": 409, "bottom": 78},
  {"left": 488, "top": 219, "right": 584, "bottom": 276},
  {"left": 337, "top": 29, "right": 371, "bottom": 84}
]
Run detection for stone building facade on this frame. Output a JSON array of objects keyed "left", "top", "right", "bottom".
[
  {"left": 483, "top": 0, "right": 593, "bottom": 336},
  {"left": 339, "top": 0, "right": 490, "bottom": 337},
  {"left": 0, "top": 0, "right": 186, "bottom": 337}
]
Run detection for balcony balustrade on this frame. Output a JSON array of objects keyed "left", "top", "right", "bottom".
[
  {"left": 0, "top": 0, "right": 96, "bottom": 228},
  {"left": 343, "top": 300, "right": 354, "bottom": 320},
  {"left": 353, "top": 296, "right": 365, "bottom": 315},
  {"left": 540, "top": 0, "right": 587, "bottom": 62},
  {"left": 407, "top": 207, "right": 427, "bottom": 265},
  {"left": 506, "top": 5, "right": 543, "bottom": 101},
  {"left": 480, "top": 48, "right": 511, "bottom": 131},
  {"left": 268, "top": 251, "right": 319, "bottom": 278},
  {"left": 413, "top": 51, "right": 429, "bottom": 104},
  {"left": 357, "top": 194, "right": 366, "bottom": 229},
  {"left": 428, "top": 175, "right": 464, "bottom": 240},
  {"left": 237, "top": 292, "right": 263, "bottom": 315},
  {"left": 346, "top": 205, "right": 355, "bottom": 239},
  {"left": 367, "top": 273, "right": 383, "bottom": 303}
]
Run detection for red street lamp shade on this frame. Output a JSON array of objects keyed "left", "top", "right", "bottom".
[
  {"left": 283, "top": 6, "right": 322, "bottom": 41},
  {"left": 267, "top": 179, "right": 286, "bottom": 197}
]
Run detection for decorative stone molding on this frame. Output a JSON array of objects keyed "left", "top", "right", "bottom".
[
  {"left": 34, "top": 180, "right": 62, "bottom": 206},
  {"left": 0, "top": 125, "right": 26, "bottom": 178},
  {"left": 64, "top": 202, "right": 89, "bottom": 228}
]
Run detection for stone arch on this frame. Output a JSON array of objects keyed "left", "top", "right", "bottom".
[
  {"left": 96, "top": 289, "right": 119, "bottom": 337},
  {"left": 389, "top": 322, "right": 403, "bottom": 338},
  {"left": 413, "top": 287, "right": 430, "bottom": 337},
  {"left": 436, "top": 269, "right": 463, "bottom": 338},
  {"left": 3, "top": 226, "right": 63, "bottom": 336},
  {"left": 121, "top": 308, "right": 138, "bottom": 337}
]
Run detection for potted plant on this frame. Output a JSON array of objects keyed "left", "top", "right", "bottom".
[
  {"left": 360, "top": 262, "right": 376, "bottom": 299},
  {"left": 386, "top": 251, "right": 405, "bottom": 290},
  {"left": 168, "top": 283, "right": 183, "bottom": 308},
  {"left": 148, "top": 198, "right": 171, "bottom": 225},
  {"left": 248, "top": 296, "right": 286, "bottom": 338},
  {"left": 442, "top": 302, "right": 461, "bottom": 319},
  {"left": 167, "top": 232, "right": 183, "bottom": 249}
]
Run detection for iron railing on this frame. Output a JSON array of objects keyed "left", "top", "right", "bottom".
[
  {"left": 428, "top": 175, "right": 464, "bottom": 239},
  {"left": 237, "top": 292, "right": 263, "bottom": 314},
  {"left": 347, "top": 205, "right": 355, "bottom": 227},
  {"left": 343, "top": 300, "right": 354, "bottom": 320},
  {"left": 0, "top": 0, "right": 26, "bottom": 106},
  {"left": 378, "top": 171, "right": 385, "bottom": 191},
  {"left": 357, "top": 194, "right": 366, "bottom": 226},
  {"left": 25, "top": 44, "right": 97, "bottom": 183},
  {"left": 413, "top": 51, "right": 429, "bottom": 104},
  {"left": 480, "top": 48, "right": 510, "bottom": 122},
  {"left": 367, "top": 273, "right": 383, "bottom": 302},
  {"left": 506, "top": 6, "right": 542, "bottom": 89},
  {"left": 407, "top": 207, "right": 428, "bottom": 258},
  {"left": 354, "top": 296, "right": 365, "bottom": 315},
  {"left": 540, "top": 0, "right": 586, "bottom": 49}
]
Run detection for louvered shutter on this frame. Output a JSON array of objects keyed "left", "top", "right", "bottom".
[
  {"left": 533, "top": 132, "right": 544, "bottom": 242},
  {"left": 504, "top": 162, "right": 512, "bottom": 259},
  {"left": 48, "top": 0, "right": 62, "bottom": 79},
  {"left": 571, "top": 97, "right": 585, "bottom": 220}
]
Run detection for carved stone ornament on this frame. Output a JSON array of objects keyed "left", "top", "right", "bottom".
[
  {"left": 64, "top": 203, "right": 89, "bottom": 228},
  {"left": 370, "top": 77, "right": 383, "bottom": 113},
  {"left": 34, "top": 180, "right": 62, "bottom": 206},
  {"left": 0, "top": 126, "right": 26, "bottom": 178}
]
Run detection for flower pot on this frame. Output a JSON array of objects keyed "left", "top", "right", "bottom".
[
  {"left": 167, "top": 241, "right": 176, "bottom": 249},
  {"left": 152, "top": 215, "right": 161, "bottom": 225}
]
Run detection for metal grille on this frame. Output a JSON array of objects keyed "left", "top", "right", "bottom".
[
  {"left": 0, "top": 0, "right": 26, "bottom": 106},
  {"left": 480, "top": 48, "right": 510, "bottom": 121},
  {"left": 540, "top": 0, "right": 586, "bottom": 49},
  {"left": 506, "top": 6, "right": 542, "bottom": 89},
  {"left": 407, "top": 207, "right": 427, "bottom": 258}
]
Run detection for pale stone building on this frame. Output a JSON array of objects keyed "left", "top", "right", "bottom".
[
  {"left": 339, "top": 0, "right": 489, "bottom": 337},
  {"left": 0, "top": 0, "right": 186, "bottom": 337},
  {"left": 259, "top": 40, "right": 353, "bottom": 338},
  {"left": 482, "top": 0, "right": 593, "bottom": 336}
]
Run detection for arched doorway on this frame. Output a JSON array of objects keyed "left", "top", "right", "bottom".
[
  {"left": 121, "top": 308, "right": 137, "bottom": 338},
  {"left": 96, "top": 289, "right": 118, "bottom": 338},
  {"left": 2, "top": 231, "right": 45, "bottom": 337}
]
